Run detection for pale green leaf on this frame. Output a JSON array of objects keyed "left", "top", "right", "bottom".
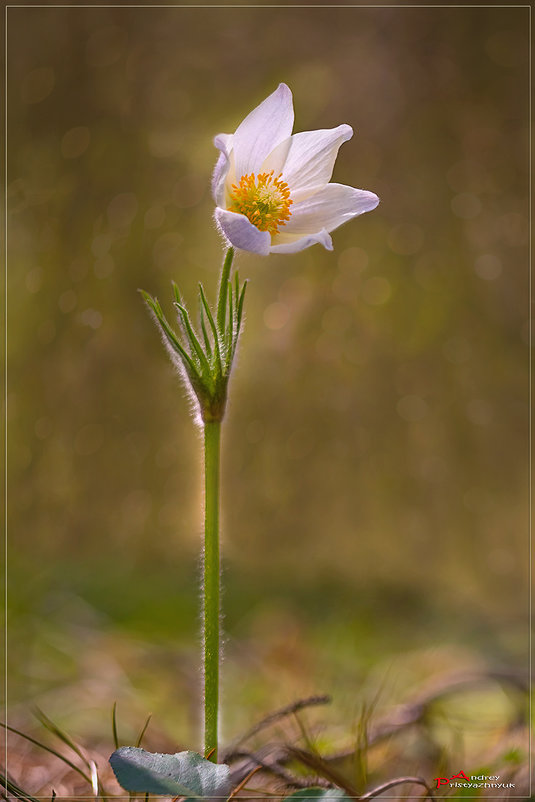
[{"left": 109, "top": 747, "right": 230, "bottom": 797}]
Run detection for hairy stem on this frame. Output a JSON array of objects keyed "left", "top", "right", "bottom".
[
  {"left": 202, "top": 247, "right": 235, "bottom": 760},
  {"left": 203, "top": 419, "right": 221, "bottom": 761}
]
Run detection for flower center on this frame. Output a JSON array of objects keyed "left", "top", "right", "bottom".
[{"left": 228, "top": 171, "right": 293, "bottom": 234}]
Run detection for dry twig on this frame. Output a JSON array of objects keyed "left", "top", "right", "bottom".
[{"left": 223, "top": 696, "right": 331, "bottom": 761}]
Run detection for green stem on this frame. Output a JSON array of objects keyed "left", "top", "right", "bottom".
[
  {"left": 203, "top": 419, "right": 221, "bottom": 761},
  {"left": 216, "top": 248, "right": 234, "bottom": 335},
  {"left": 201, "top": 247, "right": 234, "bottom": 760}
]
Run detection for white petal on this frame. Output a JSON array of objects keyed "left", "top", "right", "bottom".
[
  {"left": 283, "top": 183, "right": 380, "bottom": 236},
  {"left": 233, "top": 84, "right": 294, "bottom": 179},
  {"left": 280, "top": 125, "right": 353, "bottom": 198},
  {"left": 260, "top": 135, "right": 292, "bottom": 177},
  {"left": 214, "top": 208, "right": 271, "bottom": 256},
  {"left": 270, "top": 229, "right": 333, "bottom": 254},
  {"left": 212, "top": 133, "right": 233, "bottom": 205}
]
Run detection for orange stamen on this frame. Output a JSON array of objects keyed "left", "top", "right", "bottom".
[{"left": 228, "top": 171, "right": 293, "bottom": 235}]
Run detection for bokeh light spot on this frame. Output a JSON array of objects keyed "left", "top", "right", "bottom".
[
  {"left": 79, "top": 308, "right": 103, "bottom": 329},
  {"left": 474, "top": 253, "right": 502, "bottom": 281},
  {"left": 91, "top": 234, "right": 113, "bottom": 258},
  {"left": 487, "top": 548, "right": 515, "bottom": 575},
  {"left": 264, "top": 302, "right": 290, "bottom": 331},
  {"left": 107, "top": 193, "right": 138, "bottom": 229},
  {"left": 58, "top": 289, "right": 77, "bottom": 313},
  {"left": 94, "top": 256, "right": 115, "bottom": 279},
  {"left": 61, "top": 127, "right": 91, "bottom": 159},
  {"left": 451, "top": 193, "right": 482, "bottom": 219},
  {"left": 362, "top": 276, "right": 391, "bottom": 306},
  {"left": 466, "top": 399, "right": 493, "bottom": 426},
  {"left": 397, "top": 395, "right": 428, "bottom": 422},
  {"left": 337, "top": 245, "right": 369, "bottom": 273},
  {"left": 145, "top": 206, "right": 166, "bottom": 230},
  {"left": 499, "top": 212, "right": 528, "bottom": 246}
]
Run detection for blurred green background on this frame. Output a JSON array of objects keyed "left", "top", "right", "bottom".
[{"left": 6, "top": 3, "right": 529, "bottom": 756}]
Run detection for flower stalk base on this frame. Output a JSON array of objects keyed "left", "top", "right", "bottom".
[{"left": 203, "top": 419, "right": 221, "bottom": 762}]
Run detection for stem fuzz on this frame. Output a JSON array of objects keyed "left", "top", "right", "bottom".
[{"left": 203, "top": 420, "right": 221, "bottom": 761}]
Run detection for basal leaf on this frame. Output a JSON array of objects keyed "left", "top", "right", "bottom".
[{"left": 109, "top": 747, "right": 230, "bottom": 796}]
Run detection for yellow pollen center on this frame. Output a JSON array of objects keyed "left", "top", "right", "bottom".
[{"left": 228, "top": 171, "right": 293, "bottom": 234}]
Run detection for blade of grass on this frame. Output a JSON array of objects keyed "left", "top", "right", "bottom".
[
  {"left": 227, "top": 766, "right": 261, "bottom": 801},
  {"left": 0, "top": 722, "right": 92, "bottom": 785},
  {"left": 226, "top": 749, "right": 313, "bottom": 788},
  {"left": 288, "top": 747, "right": 359, "bottom": 799},
  {"left": 33, "top": 707, "right": 91, "bottom": 769},
  {"left": 111, "top": 702, "right": 119, "bottom": 750},
  {"left": 354, "top": 701, "right": 372, "bottom": 792},
  {"left": 0, "top": 772, "right": 42, "bottom": 802},
  {"left": 135, "top": 714, "right": 152, "bottom": 748},
  {"left": 292, "top": 711, "right": 316, "bottom": 754},
  {"left": 224, "top": 695, "right": 331, "bottom": 756}
]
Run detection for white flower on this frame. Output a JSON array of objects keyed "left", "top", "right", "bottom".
[{"left": 212, "top": 83, "right": 379, "bottom": 256}]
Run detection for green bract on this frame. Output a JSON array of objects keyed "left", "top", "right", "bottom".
[{"left": 141, "top": 248, "right": 246, "bottom": 424}]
